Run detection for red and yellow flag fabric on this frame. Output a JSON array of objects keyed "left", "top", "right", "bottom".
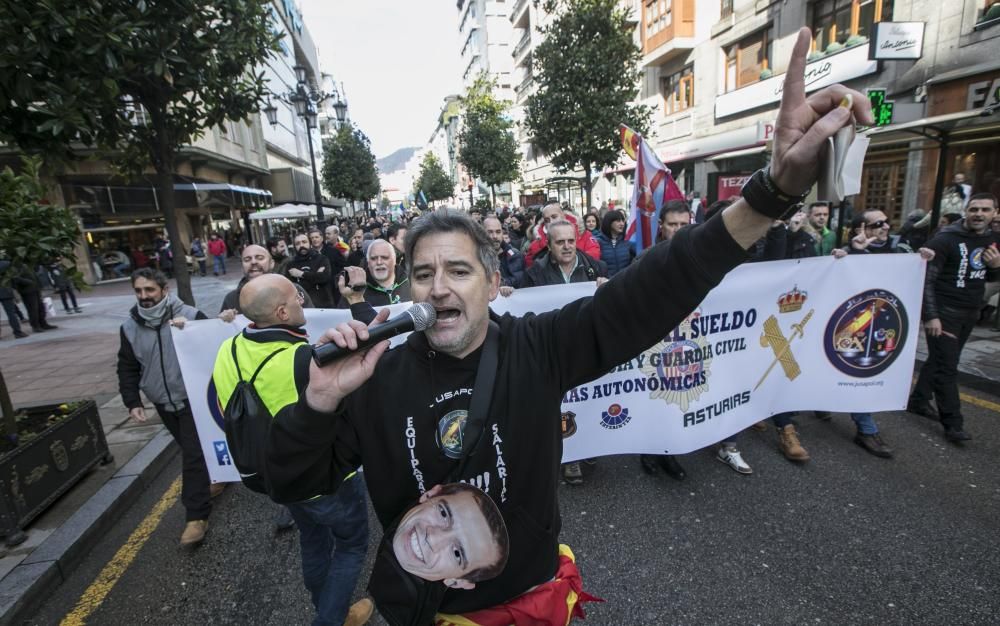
[{"left": 435, "top": 545, "right": 603, "bottom": 626}]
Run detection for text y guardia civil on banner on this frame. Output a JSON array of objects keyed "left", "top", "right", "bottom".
[{"left": 173, "top": 254, "right": 924, "bottom": 483}]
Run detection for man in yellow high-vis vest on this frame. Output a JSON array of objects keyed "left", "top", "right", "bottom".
[{"left": 212, "top": 273, "right": 373, "bottom": 626}]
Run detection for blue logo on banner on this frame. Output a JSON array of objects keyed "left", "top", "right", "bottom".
[
  {"left": 214, "top": 440, "right": 233, "bottom": 466},
  {"left": 600, "top": 403, "right": 632, "bottom": 430},
  {"left": 824, "top": 289, "right": 908, "bottom": 378}
]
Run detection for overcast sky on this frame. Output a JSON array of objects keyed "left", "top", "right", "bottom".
[{"left": 298, "top": 0, "right": 463, "bottom": 159}]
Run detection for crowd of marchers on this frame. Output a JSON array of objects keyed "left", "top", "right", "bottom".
[{"left": 105, "top": 190, "right": 998, "bottom": 626}]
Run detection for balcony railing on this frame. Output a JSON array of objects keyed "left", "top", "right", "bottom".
[
  {"left": 513, "top": 31, "right": 531, "bottom": 60},
  {"left": 622, "top": 0, "right": 640, "bottom": 25},
  {"left": 515, "top": 73, "right": 534, "bottom": 95},
  {"left": 511, "top": 0, "right": 529, "bottom": 23}
]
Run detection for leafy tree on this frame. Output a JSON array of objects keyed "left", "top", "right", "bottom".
[
  {"left": 0, "top": 0, "right": 279, "bottom": 305},
  {"left": 0, "top": 156, "right": 81, "bottom": 437},
  {"left": 0, "top": 157, "right": 82, "bottom": 278},
  {"left": 413, "top": 152, "right": 453, "bottom": 203},
  {"left": 321, "top": 123, "right": 380, "bottom": 204},
  {"left": 458, "top": 74, "right": 520, "bottom": 210},
  {"left": 524, "top": 0, "right": 651, "bottom": 209}
]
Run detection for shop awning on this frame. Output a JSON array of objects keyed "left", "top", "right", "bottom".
[
  {"left": 248, "top": 203, "right": 340, "bottom": 221},
  {"left": 174, "top": 182, "right": 273, "bottom": 210},
  {"left": 704, "top": 145, "right": 768, "bottom": 162},
  {"left": 862, "top": 109, "right": 997, "bottom": 147},
  {"left": 174, "top": 182, "right": 273, "bottom": 197}
]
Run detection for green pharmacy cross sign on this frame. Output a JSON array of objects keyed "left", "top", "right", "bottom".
[{"left": 868, "top": 89, "right": 895, "bottom": 127}]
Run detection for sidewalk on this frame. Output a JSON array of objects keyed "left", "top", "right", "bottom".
[{"left": 0, "top": 262, "right": 240, "bottom": 624}]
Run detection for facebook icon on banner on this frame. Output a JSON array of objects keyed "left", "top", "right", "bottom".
[{"left": 213, "top": 441, "right": 233, "bottom": 466}]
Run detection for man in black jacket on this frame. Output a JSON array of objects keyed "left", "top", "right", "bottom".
[
  {"left": 909, "top": 193, "right": 1000, "bottom": 442},
  {"left": 285, "top": 233, "right": 334, "bottom": 308},
  {"left": 11, "top": 262, "right": 56, "bottom": 332},
  {"left": 0, "top": 259, "right": 28, "bottom": 339},
  {"left": 484, "top": 216, "right": 525, "bottom": 289},
  {"left": 264, "top": 29, "right": 875, "bottom": 622},
  {"left": 521, "top": 220, "right": 608, "bottom": 289},
  {"left": 321, "top": 225, "right": 349, "bottom": 306},
  {"left": 520, "top": 219, "right": 606, "bottom": 486},
  {"left": 219, "top": 245, "right": 313, "bottom": 321},
  {"left": 386, "top": 221, "right": 407, "bottom": 273}
]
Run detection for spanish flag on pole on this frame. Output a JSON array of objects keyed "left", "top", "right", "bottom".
[{"left": 620, "top": 125, "right": 684, "bottom": 253}]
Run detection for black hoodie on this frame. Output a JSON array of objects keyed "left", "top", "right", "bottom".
[
  {"left": 285, "top": 249, "right": 334, "bottom": 308},
  {"left": 922, "top": 220, "right": 1000, "bottom": 319},
  {"left": 266, "top": 215, "right": 749, "bottom": 614}
]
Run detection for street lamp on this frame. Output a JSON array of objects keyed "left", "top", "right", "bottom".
[{"left": 262, "top": 65, "right": 348, "bottom": 227}]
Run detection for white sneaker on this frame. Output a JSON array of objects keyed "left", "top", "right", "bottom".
[{"left": 716, "top": 445, "right": 752, "bottom": 475}]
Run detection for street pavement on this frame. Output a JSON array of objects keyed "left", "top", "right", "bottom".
[
  {"left": 0, "top": 261, "right": 242, "bottom": 605},
  {"left": 2, "top": 261, "right": 999, "bottom": 625},
  {"left": 22, "top": 390, "right": 1000, "bottom": 625}
]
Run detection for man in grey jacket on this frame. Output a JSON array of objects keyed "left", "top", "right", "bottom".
[{"left": 116, "top": 268, "right": 219, "bottom": 547}]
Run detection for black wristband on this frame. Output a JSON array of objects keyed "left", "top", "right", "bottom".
[{"left": 740, "top": 167, "right": 810, "bottom": 220}]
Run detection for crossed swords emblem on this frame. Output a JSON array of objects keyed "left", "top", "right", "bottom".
[{"left": 755, "top": 309, "right": 814, "bottom": 391}]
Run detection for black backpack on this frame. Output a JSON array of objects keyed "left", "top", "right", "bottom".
[{"left": 222, "top": 340, "right": 289, "bottom": 494}]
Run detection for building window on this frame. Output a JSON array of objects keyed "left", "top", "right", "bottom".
[
  {"left": 721, "top": 0, "right": 733, "bottom": 18},
  {"left": 660, "top": 65, "right": 694, "bottom": 115},
  {"left": 645, "top": 0, "right": 672, "bottom": 37},
  {"left": 811, "top": 0, "right": 893, "bottom": 51},
  {"left": 724, "top": 28, "right": 772, "bottom": 92}
]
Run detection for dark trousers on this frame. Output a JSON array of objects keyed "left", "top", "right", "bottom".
[
  {"left": 18, "top": 290, "right": 46, "bottom": 329},
  {"left": 57, "top": 288, "right": 78, "bottom": 312},
  {"left": 156, "top": 403, "right": 212, "bottom": 521},
  {"left": 910, "top": 312, "right": 977, "bottom": 430},
  {"left": 772, "top": 411, "right": 796, "bottom": 428},
  {"left": 287, "top": 474, "right": 369, "bottom": 626},
  {"left": 1, "top": 298, "right": 23, "bottom": 335}
]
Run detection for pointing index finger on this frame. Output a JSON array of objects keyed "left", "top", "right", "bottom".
[{"left": 779, "top": 27, "right": 812, "bottom": 113}]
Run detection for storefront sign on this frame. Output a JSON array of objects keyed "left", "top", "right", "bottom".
[
  {"left": 870, "top": 22, "right": 925, "bottom": 60},
  {"left": 717, "top": 173, "right": 751, "bottom": 201},
  {"left": 715, "top": 44, "right": 878, "bottom": 118},
  {"left": 967, "top": 76, "right": 1000, "bottom": 110},
  {"left": 756, "top": 120, "right": 775, "bottom": 142}
]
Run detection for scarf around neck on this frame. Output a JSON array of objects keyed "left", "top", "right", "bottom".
[{"left": 136, "top": 293, "right": 180, "bottom": 328}]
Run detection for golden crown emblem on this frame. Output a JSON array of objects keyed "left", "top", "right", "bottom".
[{"left": 777, "top": 286, "right": 808, "bottom": 313}]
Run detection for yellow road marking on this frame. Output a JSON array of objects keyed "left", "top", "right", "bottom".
[
  {"left": 961, "top": 392, "right": 1000, "bottom": 414},
  {"left": 61, "top": 476, "right": 182, "bottom": 626}
]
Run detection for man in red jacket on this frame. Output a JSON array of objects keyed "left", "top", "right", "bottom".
[
  {"left": 207, "top": 233, "right": 227, "bottom": 276},
  {"left": 524, "top": 203, "right": 601, "bottom": 267}
]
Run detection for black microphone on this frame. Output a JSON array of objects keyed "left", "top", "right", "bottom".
[{"left": 311, "top": 302, "right": 437, "bottom": 367}]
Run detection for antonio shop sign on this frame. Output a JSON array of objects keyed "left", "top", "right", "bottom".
[
  {"left": 869, "top": 22, "right": 925, "bottom": 60},
  {"left": 715, "top": 44, "right": 877, "bottom": 119}
]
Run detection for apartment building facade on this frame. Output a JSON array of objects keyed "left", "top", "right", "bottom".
[{"left": 506, "top": 0, "right": 1000, "bottom": 221}]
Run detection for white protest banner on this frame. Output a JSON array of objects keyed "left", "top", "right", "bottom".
[
  {"left": 496, "top": 255, "right": 923, "bottom": 461},
  {"left": 173, "top": 254, "right": 924, "bottom": 481}
]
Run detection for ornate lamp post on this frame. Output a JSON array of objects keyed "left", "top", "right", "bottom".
[{"left": 262, "top": 65, "right": 348, "bottom": 227}]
